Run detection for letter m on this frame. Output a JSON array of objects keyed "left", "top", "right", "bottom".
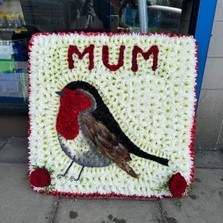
[
  {"left": 68, "top": 44, "right": 94, "bottom": 70},
  {"left": 131, "top": 45, "right": 159, "bottom": 72}
]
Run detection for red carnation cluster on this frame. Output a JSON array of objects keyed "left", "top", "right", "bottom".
[
  {"left": 56, "top": 88, "right": 92, "bottom": 140},
  {"left": 30, "top": 168, "right": 51, "bottom": 187},
  {"left": 169, "top": 172, "right": 187, "bottom": 197}
]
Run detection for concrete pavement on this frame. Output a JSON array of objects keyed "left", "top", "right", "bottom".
[{"left": 0, "top": 137, "right": 223, "bottom": 223}]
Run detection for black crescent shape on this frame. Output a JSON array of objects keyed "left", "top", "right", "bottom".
[{"left": 65, "top": 81, "right": 169, "bottom": 166}]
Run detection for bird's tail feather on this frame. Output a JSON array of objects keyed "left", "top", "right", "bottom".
[{"left": 129, "top": 148, "right": 169, "bottom": 166}]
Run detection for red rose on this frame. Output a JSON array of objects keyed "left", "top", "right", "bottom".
[
  {"left": 30, "top": 168, "right": 51, "bottom": 187},
  {"left": 169, "top": 173, "right": 187, "bottom": 197}
]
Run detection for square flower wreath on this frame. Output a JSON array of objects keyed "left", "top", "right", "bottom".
[{"left": 28, "top": 32, "right": 197, "bottom": 198}]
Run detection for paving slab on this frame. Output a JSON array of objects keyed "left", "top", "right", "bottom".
[
  {"left": 0, "top": 137, "right": 28, "bottom": 163},
  {"left": 160, "top": 169, "right": 223, "bottom": 223},
  {"left": 0, "top": 163, "right": 56, "bottom": 223},
  {"left": 56, "top": 198, "right": 161, "bottom": 223},
  {"left": 0, "top": 138, "right": 7, "bottom": 149},
  {"left": 195, "top": 150, "right": 223, "bottom": 168}
]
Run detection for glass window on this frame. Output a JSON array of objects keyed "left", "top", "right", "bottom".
[
  {"left": 0, "top": 0, "right": 199, "bottom": 110},
  {"left": 119, "top": 0, "right": 198, "bottom": 34}
]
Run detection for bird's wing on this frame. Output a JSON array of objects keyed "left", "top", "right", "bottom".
[{"left": 81, "top": 113, "right": 139, "bottom": 178}]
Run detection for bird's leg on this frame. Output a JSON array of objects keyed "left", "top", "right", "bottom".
[
  {"left": 57, "top": 161, "right": 85, "bottom": 182},
  {"left": 70, "top": 166, "right": 85, "bottom": 181},
  {"left": 57, "top": 159, "right": 75, "bottom": 178}
]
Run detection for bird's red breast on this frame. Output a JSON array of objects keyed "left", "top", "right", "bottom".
[{"left": 56, "top": 88, "right": 92, "bottom": 140}]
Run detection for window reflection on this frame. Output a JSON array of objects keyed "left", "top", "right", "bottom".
[
  {"left": 119, "top": 0, "right": 187, "bottom": 33},
  {"left": 0, "top": 0, "right": 197, "bottom": 34}
]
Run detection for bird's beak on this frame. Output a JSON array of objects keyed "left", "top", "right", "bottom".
[{"left": 56, "top": 91, "right": 66, "bottom": 96}]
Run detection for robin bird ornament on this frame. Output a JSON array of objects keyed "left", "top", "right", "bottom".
[{"left": 56, "top": 81, "right": 169, "bottom": 180}]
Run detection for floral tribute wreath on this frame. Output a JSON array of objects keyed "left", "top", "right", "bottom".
[{"left": 28, "top": 32, "right": 197, "bottom": 198}]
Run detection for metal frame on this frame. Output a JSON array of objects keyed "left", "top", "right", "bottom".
[{"left": 194, "top": 0, "right": 217, "bottom": 103}]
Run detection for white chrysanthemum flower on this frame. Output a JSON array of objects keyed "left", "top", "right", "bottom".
[{"left": 28, "top": 33, "right": 197, "bottom": 197}]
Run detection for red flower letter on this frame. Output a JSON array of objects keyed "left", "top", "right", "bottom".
[
  {"left": 68, "top": 44, "right": 94, "bottom": 70},
  {"left": 102, "top": 45, "right": 125, "bottom": 71},
  {"left": 169, "top": 172, "right": 187, "bottom": 197},
  {"left": 30, "top": 168, "right": 51, "bottom": 187},
  {"left": 131, "top": 45, "right": 159, "bottom": 72}
]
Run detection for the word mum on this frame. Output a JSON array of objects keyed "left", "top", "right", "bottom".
[{"left": 67, "top": 44, "right": 159, "bottom": 72}]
